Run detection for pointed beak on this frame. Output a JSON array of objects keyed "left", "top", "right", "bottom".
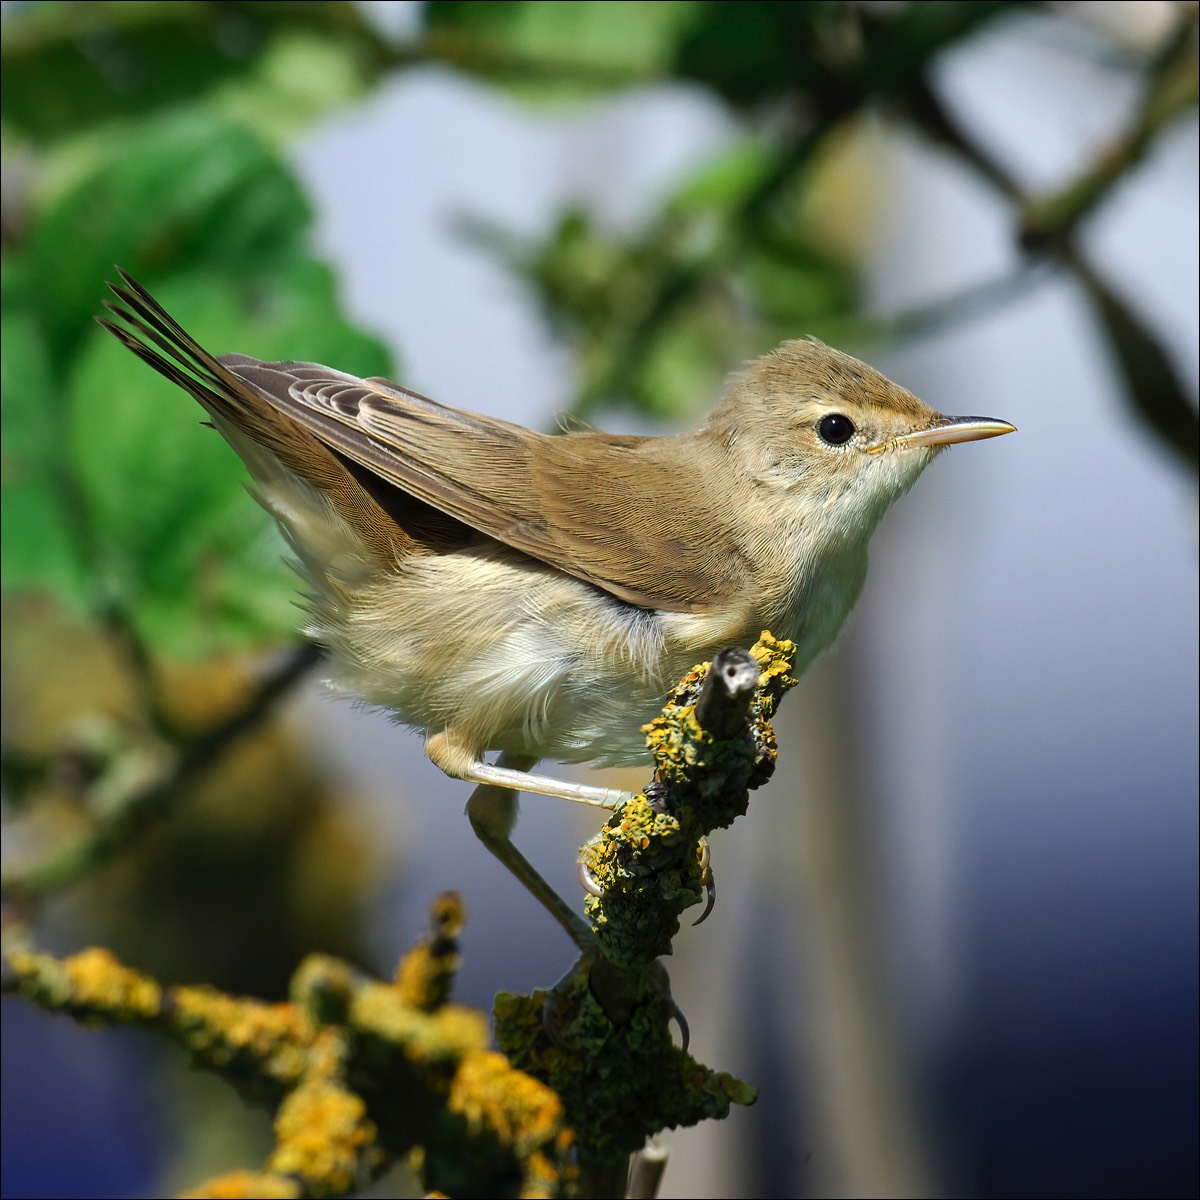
[{"left": 867, "top": 416, "right": 1016, "bottom": 454}]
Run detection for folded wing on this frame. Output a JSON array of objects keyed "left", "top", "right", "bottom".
[{"left": 103, "top": 272, "right": 748, "bottom": 613}]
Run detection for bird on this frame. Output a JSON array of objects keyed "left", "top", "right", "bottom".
[{"left": 100, "top": 270, "right": 1014, "bottom": 940}]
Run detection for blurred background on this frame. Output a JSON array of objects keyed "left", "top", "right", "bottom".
[{"left": 2, "top": 2, "right": 1196, "bottom": 1197}]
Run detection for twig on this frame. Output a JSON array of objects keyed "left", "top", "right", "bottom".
[
  {"left": 626, "top": 1140, "right": 670, "bottom": 1200},
  {"left": 2, "top": 643, "right": 322, "bottom": 903},
  {"left": 495, "top": 634, "right": 797, "bottom": 1180},
  {"left": 5, "top": 894, "right": 575, "bottom": 1199},
  {"left": 906, "top": 37, "right": 1199, "bottom": 473}
]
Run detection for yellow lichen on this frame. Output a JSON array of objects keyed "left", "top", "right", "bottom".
[
  {"left": 179, "top": 1169, "right": 303, "bottom": 1198},
  {"left": 7, "top": 947, "right": 162, "bottom": 1024},
  {"left": 393, "top": 891, "right": 465, "bottom": 1012},
  {"left": 270, "top": 1074, "right": 379, "bottom": 1196},
  {"left": 7, "top": 640, "right": 801, "bottom": 1197}
]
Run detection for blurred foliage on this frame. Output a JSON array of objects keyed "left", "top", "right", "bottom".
[
  {"left": 3, "top": 95, "right": 393, "bottom": 655},
  {"left": 3, "top": 0, "right": 1195, "bottom": 659},
  {"left": 2, "top": 6, "right": 403, "bottom": 1192},
  {"left": 2, "top": 598, "right": 382, "bottom": 994},
  {"left": 458, "top": 133, "right": 860, "bottom": 418},
  {"left": 0, "top": 0, "right": 382, "bottom": 141},
  {"left": 432, "top": 0, "right": 1198, "bottom": 455},
  {"left": 2, "top": 2, "right": 1197, "bottom": 1197},
  {"left": 434, "top": 0, "right": 1020, "bottom": 417}
]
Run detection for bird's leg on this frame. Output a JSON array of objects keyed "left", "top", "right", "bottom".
[
  {"left": 452, "top": 748, "right": 604, "bottom": 950},
  {"left": 464, "top": 760, "right": 628, "bottom": 809},
  {"left": 427, "top": 725, "right": 630, "bottom": 810}
]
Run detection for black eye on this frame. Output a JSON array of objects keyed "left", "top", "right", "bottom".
[{"left": 818, "top": 413, "right": 855, "bottom": 446}]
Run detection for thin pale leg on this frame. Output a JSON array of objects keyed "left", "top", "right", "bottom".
[
  {"left": 462, "top": 751, "right": 603, "bottom": 950},
  {"left": 461, "top": 759, "right": 628, "bottom": 808},
  {"left": 426, "top": 728, "right": 630, "bottom": 809}
]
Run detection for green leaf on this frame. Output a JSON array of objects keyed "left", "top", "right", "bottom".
[
  {"left": 632, "top": 315, "right": 730, "bottom": 420},
  {"left": 212, "top": 28, "right": 371, "bottom": 148},
  {"left": 670, "top": 1, "right": 1019, "bottom": 107},
  {"left": 0, "top": 482, "right": 92, "bottom": 611},
  {"left": 667, "top": 138, "right": 778, "bottom": 218},
  {"left": 672, "top": 1, "right": 828, "bottom": 105},
  {"left": 741, "top": 244, "right": 855, "bottom": 326},
  {"left": 62, "top": 267, "right": 393, "bottom": 658},
  {"left": 426, "top": 1, "right": 701, "bottom": 98},
  {"left": 28, "top": 107, "right": 313, "bottom": 364},
  {"left": 1, "top": 0, "right": 380, "bottom": 141},
  {"left": 1, "top": 258, "right": 60, "bottom": 477},
  {"left": 7, "top": 93, "right": 394, "bottom": 654},
  {"left": 0, "top": 256, "right": 90, "bottom": 606}
]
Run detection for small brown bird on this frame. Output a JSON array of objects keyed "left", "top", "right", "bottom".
[{"left": 101, "top": 272, "right": 1013, "bottom": 934}]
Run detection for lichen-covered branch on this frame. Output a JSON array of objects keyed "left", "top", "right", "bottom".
[
  {"left": 5, "top": 894, "right": 574, "bottom": 1199},
  {"left": 495, "top": 633, "right": 797, "bottom": 1171},
  {"left": 6, "top": 635, "right": 799, "bottom": 1197},
  {"left": 582, "top": 633, "right": 796, "bottom": 969}
]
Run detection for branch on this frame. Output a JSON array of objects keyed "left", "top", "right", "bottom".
[
  {"left": 495, "top": 633, "right": 797, "bottom": 1175},
  {"left": 6, "top": 636, "right": 800, "bottom": 1197},
  {"left": 1017, "top": 12, "right": 1199, "bottom": 250},
  {"left": 906, "top": 28, "right": 1200, "bottom": 473},
  {"left": 5, "top": 893, "right": 575, "bottom": 1199},
  {"left": 1, "top": 644, "right": 321, "bottom": 904}
]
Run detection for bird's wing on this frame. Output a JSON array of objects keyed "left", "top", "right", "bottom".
[
  {"left": 102, "top": 272, "right": 747, "bottom": 613},
  {"left": 228, "top": 360, "right": 750, "bottom": 613}
]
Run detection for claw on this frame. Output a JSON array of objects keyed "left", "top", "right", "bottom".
[
  {"left": 692, "top": 838, "right": 716, "bottom": 926},
  {"left": 647, "top": 963, "right": 690, "bottom": 1053},
  {"left": 577, "top": 858, "right": 605, "bottom": 898},
  {"left": 670, "top": 998, "right": 691, "bottom": 1054}
]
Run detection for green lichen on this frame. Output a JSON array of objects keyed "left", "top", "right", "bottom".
[{"left": 496, "top": 960, "right": 755, "bottom": 1161}]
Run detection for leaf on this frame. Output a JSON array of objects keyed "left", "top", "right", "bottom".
[
  {"left": 0, "top": 0, "right": 379, "bottom": 141},
  {"left": 28, "top": 107, "right": 314, "bottom": 364},
  {"left": 1, "top": 258, "right": 60, "bottom": 478},
  {"left": 632, "top": 313, "right": 732, "bottom": 420},
  {"left": 670, "top": 1, "right": 1019, "bottom": 107},
  {"left": 61, "top": 265, "right": 394, "bottom": 658},
  {"left": 425, "top": 0, "right": 701, "bottom": 98},
  {"left": 666, "top": 138, "right": 779, "bottom": 218},
  {"left": 741, "top": 243, "right": 855, "bottom": 326},
  {"left": 0, "top": 257, "right": 90, "bottom": 607},
  {"left": 672, "top": 1, "right": 827, "bottom": 105},
  {"left": 211, "top": 28, "right": 371, "bottom": 147},
  {"left": 8, "top": 95, "right": 395, "bottom": 654},
  {"left": 0, "top": 480, "right": 91, "bottom": 612}
]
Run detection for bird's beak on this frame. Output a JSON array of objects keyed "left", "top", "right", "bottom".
[{"left": 867, "top": 416, "right": 1016, "bottom": 454}]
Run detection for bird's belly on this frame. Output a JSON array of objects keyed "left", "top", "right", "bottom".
[
  {"left": 306, "top": 540, "right": 866, "bottom": 767},
  {"left": 308, "top": 550, "right": 684, "bottom": 766}
]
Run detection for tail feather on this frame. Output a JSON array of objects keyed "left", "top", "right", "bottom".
[
  {"left": 101, "top": 270, "right": 234, "bottom": 410},
  {"left": 98, "top": 270, "right": 417, "bottom": 571}
]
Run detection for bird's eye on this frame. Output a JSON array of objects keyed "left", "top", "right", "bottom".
[{"left": 817, "top": 413, "right": 855, "bottom": 446}]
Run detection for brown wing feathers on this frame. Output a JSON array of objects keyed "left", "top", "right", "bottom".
[
  {"left": 99, "top": 273, "right": 453, "bottom": 562},
  {"left": 100, "top": 272, "right": 745, "bottom": 613}
]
